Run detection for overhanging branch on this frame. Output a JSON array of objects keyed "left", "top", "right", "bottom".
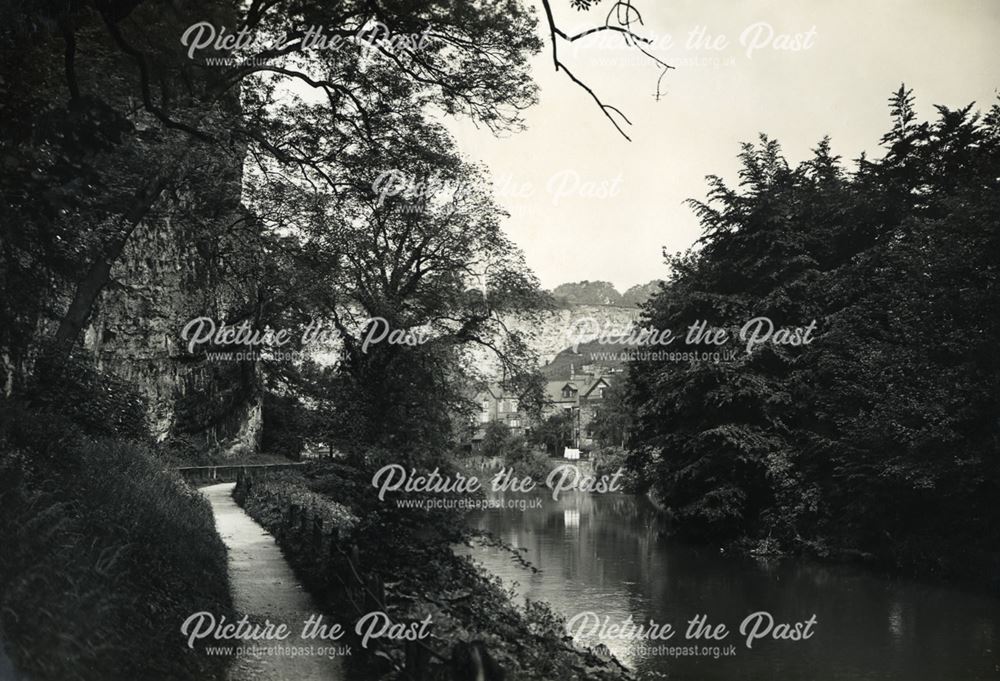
[{"left": 541, "top": 0, "right": 674, "bottom": 141}]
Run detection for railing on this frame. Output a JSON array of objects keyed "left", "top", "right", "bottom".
[{"left": 174, "top": 462, "right": 306, "bottom": 486}]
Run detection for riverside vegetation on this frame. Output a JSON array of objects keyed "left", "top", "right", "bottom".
[
  {"left": 0, "top": 1, "right": 645, "bottom": 676},
  {"left": 625, "top": 88, "right": 1000, "bottom": 587},
  {"left": 4, "top": 0, "right": 998, "bottom": 678},
  {"left": 0, "top": 351, "right": 234, "bottom": 681},
  {"left": 234, "top": 460, "right": 637, "bottom": 681}
]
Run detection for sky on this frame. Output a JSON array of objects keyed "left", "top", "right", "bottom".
[{"left": 448, "top": 0, "right": 1000, "bottom": 292}]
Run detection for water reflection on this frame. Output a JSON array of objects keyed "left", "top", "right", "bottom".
[
  {"left": 564, "top": 508, "right": 580, "bottom": 531},
  {"left": 460, "top": 491, "right": 1000, "bottom": 680}
]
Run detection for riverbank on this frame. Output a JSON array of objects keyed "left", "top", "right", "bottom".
[
  {"left": 462, "top": 485, "right": 1000, "bottom": 681},
  {"left": 233, "top": 461, "right": 637, "bottom": 681}
]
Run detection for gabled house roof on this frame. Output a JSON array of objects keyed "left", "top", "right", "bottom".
[
  {"left": 582, "top": 376, "right": 611, "bottom": 398},
  {"left": 472, "top": 383, "right": 515, "bottom": 401},
  {"left": 544, "top": 373, "right": 613, "bottom": 405},
  {"left": 545, "top": 379, "right": 582, "bottom": 403}
]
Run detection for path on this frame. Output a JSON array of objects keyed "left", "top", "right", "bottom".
[{"left": 201, "top": 483, "right": 345, "bottom": 681}]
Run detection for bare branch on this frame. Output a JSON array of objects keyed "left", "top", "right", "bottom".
[{"left": 541, "top": 0, "right": 674, "bottom": 138}]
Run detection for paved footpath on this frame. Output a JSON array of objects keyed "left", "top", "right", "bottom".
[{"left": 201, "top": 483, "right": 344, "bottom": 681}]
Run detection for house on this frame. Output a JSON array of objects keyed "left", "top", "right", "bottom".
[
  {"left": 466, "top": 383, "right": 529, "bottom": 451},
  {"left": 542, "top": 366, "right": 614, "bottom": 451}
]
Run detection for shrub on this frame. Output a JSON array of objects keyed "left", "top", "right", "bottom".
[
  {"left": 591, "top": 447, "right": 642, "bottom": 492},
  {"left": 261, "top": 392, "right": 308, "bottom": 459},
  {"left": 236, "top": 461, "right": 635, "bottom": 681},
  {"left": 27, "top": 347, "right": 148, "bottom": 442},
  {"left": 0, "top": 406, "right": 233, "bottom": 681}
]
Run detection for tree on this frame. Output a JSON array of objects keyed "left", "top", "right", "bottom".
[
  {"left": 590, "top": 380, "right": 631, "bottom": 448},
  {"left": 0, "top": 0, "right": 545, "bottom": 382},
  {"left": 480, "top": 421, "right": 512, "bottom": 458},
  {"left": 246, "top": 117, "right": 548, "bottom": 454},
  {"left": 1, "top": 0, "right": 668, "bottom": 381},
  {"left": 531, "top": 412, "right": 575, "bottom": 456},
  {"left": 620, "top": 280, "right": 663, "bottom": 307},
  {"left": 551, "top": 280, "right": 623, "bottom": 306},
  {"left": 626, "top": 87, "right": 1000, "bottom": 580},
  {"left": 542, "top": 0, "right": 674, "bottom": 140}
]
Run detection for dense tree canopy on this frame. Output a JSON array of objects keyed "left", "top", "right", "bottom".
[
  {"left": 1, "top": 0, "right": 546, "bottom": 383},
  {"left": 626, "top": 87, "right": 1000, "bottom": 583},
  {"left": 251, "top": 118, "right": 548, "bottom": 453}
]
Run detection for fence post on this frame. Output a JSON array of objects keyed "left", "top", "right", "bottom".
[
  {"left": 313, "top": 516, "right": 323, "bottom": 557},
  {"left": 288, "top": 504, "right": 300, "bottom": 537}
]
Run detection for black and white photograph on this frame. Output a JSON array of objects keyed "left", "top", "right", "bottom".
[{"left": 1, "top": 1, "right": 999, "bottom": 679}]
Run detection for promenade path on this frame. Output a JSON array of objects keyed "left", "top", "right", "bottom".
[{"left": 202, "top": 483, "right": 345, "bottom": 681}]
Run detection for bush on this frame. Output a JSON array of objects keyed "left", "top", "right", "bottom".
[
  {"left": 236, "top": 461, "right": 636, "bottom": 681},
  {"left": 159, "top": 432, "right": 215, "bottom": 466},
  {"left": 479, "top": 421, "right": 511, "bottom": 458},
  {"left": 591, "top": 447, "right": 642, "bottom": 493},
  {"left": 0, "top": 406, "right": 233, "bottom": 681},
  {"left": 28, "top": 347, "right": 148, "bottom": 442},
  {"left": 261, "top": 392, "right": 308, "bottom": 459}
]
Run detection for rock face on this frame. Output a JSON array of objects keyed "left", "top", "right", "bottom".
[
  {"left": 84, "top": 3, "right": 262, "bottom": 456},
  {"left": 83, "top": 171, "right": 262, "bottom": 455},
  {"left": 474, "top": 304, "right": 642, "bottom": 378},
  {"left": 526, "top": 305, "right": 643, "bottom": 365},
  {"left": 0, "top": 1, "right": 261, "bottom": 455}
]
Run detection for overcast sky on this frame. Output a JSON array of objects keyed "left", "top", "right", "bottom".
[{"left": 448, "top": 0, "right": 1000, "bottom": 292}]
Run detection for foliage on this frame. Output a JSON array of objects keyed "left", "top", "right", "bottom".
[
  {"left": 0, "top": 0, "right": 544, "bottom": 373},
  {"left": 591, "top": 447, "right": 641, "bottom": 492},
  {"left": 261, "top": 391, "right": 310, "bottom": 459},
  {"left": 22, "top": 345, "right": 148, "bottom": 442},
  {"left": 480, "top": 421, "right": 513, "bottom": 458},
  {"left": 251, "top": 119, "right": 548, "bottom": 455},
  {"left": 238, "top": 461, "right": 636, "bottom": 680},
  {"left": 589, "top": 380, "right": 631, "bottom": 449},
  {"left": 0, "top": 405, "right": 233, "bottom": 681},
  {"left": 552, "top": 280, "right": 623, "bottom": 306},
  {"left": 626, "top": 87, "right": 1000, "bottom": 583},
  {"left": 530, "top": 411, "right": 576, "bottom": 455},
  {"left": 620, "top": 280, "right": 663, "bottom": 307}
]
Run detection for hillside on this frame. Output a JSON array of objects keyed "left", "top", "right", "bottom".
[{"left": 470, "top": 303, "right": 641, "bottom": 379}]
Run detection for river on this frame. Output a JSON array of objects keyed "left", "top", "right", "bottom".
[{"left": 460, "top": 490, "right": 999, "bottom": 680}]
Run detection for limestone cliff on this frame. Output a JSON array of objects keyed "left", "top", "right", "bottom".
[
  {"left": 83, "top": 200, "right": 263, "bottom": 455},
  {"left": 79, "top": 122, "right": 263, "bottom": 453},
  {"left": 472, "top": 304, "right": 642, "bottom": 378}
]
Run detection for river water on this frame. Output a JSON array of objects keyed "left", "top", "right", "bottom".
[{"left": 460, "top": 490, "right": 998, "bottom": 681}]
